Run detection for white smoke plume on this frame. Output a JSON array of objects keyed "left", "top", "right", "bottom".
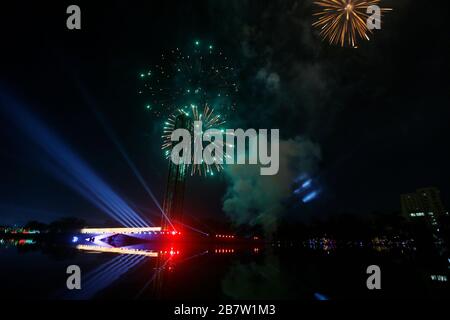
[{"left": 222, "top": 136, "right": 321, "bottom": 233}]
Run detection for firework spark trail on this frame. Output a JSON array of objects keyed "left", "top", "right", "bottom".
[
  {"left": 312, "top": 0, "right": 392, "bottom": 47},
  {"left": 141, "top": 41, "right": 239, "bottom": 177},
  {"left": 139, "top": 42, "right": 238, "bottom": 118},
  {"left": 162, "top": 104, "right": 229, "bottom": 177}
]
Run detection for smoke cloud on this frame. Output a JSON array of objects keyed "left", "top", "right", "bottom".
[{"left": 222, "top": 136, "right": 321, "bottom": 233}]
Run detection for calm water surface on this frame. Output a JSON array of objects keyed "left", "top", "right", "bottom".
[{"left": 1, "top": 239, "right": 448, "bottom": 299}]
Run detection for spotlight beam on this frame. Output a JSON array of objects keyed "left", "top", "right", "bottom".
[
  {"left": 90, "top": 107, "right": 173, "bottom": 229},
  {"left": 0, "top": 94, "right": 147, "bottom": 227}
]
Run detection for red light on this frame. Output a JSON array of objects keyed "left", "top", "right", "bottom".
[{"left": 171, "top": 231, "right": 177, "bottom": 235}]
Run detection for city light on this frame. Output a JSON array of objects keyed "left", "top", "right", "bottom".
[{"left": 215, "top": 234, "right": 235, "bottom": 239}]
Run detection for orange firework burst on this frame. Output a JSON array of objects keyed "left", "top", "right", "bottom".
[{"left": 312, "top": 0, "right": 392, "bottom": 47}]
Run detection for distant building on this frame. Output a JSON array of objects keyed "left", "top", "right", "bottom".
[
  {"left": 401, "top": 187, "right": 448, "bottom": 249},
  {"left": 401, "top": 187, "right": 447, "bottom": 223}
]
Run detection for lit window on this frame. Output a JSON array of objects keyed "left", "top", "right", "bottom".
[
  {"left": 416, "top": 212, "right": 425, "bottom": 217},
  {"left": 431, "top": 275, "right": 448, "bottom": 282}
]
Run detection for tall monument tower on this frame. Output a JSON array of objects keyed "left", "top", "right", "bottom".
[{"left": 161, "top": 113, "right": 191, "bottom": 230}]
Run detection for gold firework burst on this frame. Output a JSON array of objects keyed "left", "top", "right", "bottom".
[{"left": 312, "top": 0, "right": 392, "bottom": 47}]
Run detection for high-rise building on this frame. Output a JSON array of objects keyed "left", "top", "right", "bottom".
[
  {"left": 401, "top": 187, "right": 447, "bottom": 222},
  {"left": 401, "top": 187, "right": 448, "bottom": 248}
]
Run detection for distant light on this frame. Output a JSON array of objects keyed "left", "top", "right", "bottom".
[
  {"left": 302, "top": 179, "right": 312, "bottom": 189},
  {"left": 314, "top": 292, "right": 329, "bottom": 301},
  {"left": 302, "top": 191, "right": 319, "bottom": 203},
  {"left": 430, "top": 275, "right": 448, "bottom": 282},
  {"left": 140, "top": 73, "right": 145, "bottom": 78},
  {"left": 209, "top": 45, "right": 213, "bottom": 49},
  {"left": 146, "top": 105, "right": 151, "bottom": 109},
  {"left": 195, "top": 40, "right": 200, "bottom": 46}
]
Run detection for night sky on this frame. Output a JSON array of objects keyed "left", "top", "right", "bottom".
[{"left": 0, "top": 0, "right": 449, "bottom": 227}]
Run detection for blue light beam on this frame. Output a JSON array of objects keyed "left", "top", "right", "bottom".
[
  {"left": 302, "top": 190, "right": 320, "bottom": 203},
  {"left": 0, "top": 94, "right": 148, "bottom": 227},
  {"left": 91, "top": 108, "right": 173, "bottom": 229}
]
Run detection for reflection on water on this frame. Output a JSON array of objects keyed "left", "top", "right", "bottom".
[
  {"left": 0, "top": 238, "right": 448, "bottom": 300},
  {"left": 64, "top": 254, "right": 147, "bottom": 299},
  {"left": 0, "top": 238, "right": 36, "bottom": 247}
]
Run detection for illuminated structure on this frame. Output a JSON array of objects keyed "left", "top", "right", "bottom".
[
  {"left": 80, "top": 227, "right": 161, "bottom": 234},
  {"left": 74, "top": 227, "right": 180, "bottom": 248},
  {"left": 401, "top": 187, "right": 448, "bottom": 248},
  {"left": 401, "top": 187, "right": 447, "bottom": 222},
  {"left": 162, "top": 113, "right": 191, "bottom": 230}
]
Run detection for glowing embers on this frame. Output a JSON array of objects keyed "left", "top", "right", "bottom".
[
  {"left": 80, "top": 227, "right": 162, "bottom": 234},
  {"left": 76, "top": 244, "right": 158, "bottom": 257}
]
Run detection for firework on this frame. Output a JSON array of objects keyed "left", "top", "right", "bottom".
[
  {"left": 312, "top": 0, "right": 392, "bottom": 47},
  {"left": 139, "top": 41, "right": 239, "bottom": 117},
  {"left": 161, "top": 103, "right": 231, "bottom": 177}
]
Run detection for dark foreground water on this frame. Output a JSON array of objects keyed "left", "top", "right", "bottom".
[{"left": 0, "top": 238, "right": 448, "bottom": 300}]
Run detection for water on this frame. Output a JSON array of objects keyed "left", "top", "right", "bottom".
[{"left": 1, "top": 238, "right": 448, "bottom": 299}]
